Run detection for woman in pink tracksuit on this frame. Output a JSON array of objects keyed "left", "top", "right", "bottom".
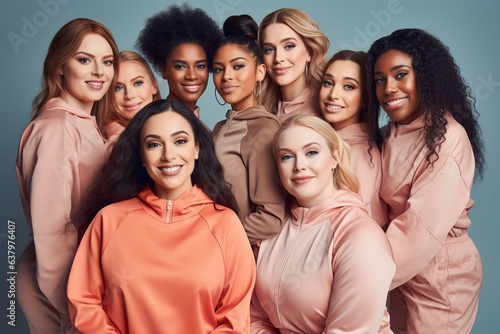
[
  {"left": 319, "top": 50, "right": 387, "bottom": 227},
  {"left": 251, "top": 115, "right": 395, "bottom": 333},
  {"left": 15, "top": 18, "right": 119, "bottom": 333},
  {"left": 366, "top": 28, "right": 486, "bottom": 333}
]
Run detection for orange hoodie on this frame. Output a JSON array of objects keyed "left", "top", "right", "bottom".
[{"left": 68, "top": 185, "right": 256, "bottom": 333}]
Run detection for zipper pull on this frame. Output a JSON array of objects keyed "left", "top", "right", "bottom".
[{"left": 166, "top": 200, "right": 173, "bottom": 223}]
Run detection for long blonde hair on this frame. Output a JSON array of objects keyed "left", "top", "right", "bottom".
[
  {"left": 273, "top": 115, "right": 359, "bottom": 193},
  {"left": 258, "top": 8, "right": 329, "bottom": 114},
  {"left": 31, "top": 18, "right": 119, "bottom": 121}
]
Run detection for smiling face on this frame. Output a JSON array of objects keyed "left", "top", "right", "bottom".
[
  {"left": 276, "top": 125, "right": 339, "bottom": 208},
  {"left": 114, "top": 61, "right": 158, "bottom": 120},
  {"left": 161, "top": 43, "right": 208, "bottom": 112},
  {"left": 261, "top": 23, "right": 311, "bottom": 101},
  {"left": 58, "top": 33, "right": 114, "bottom": 113},
  {"left": 212, "top": 44, "right": 265, "bottom": 111},
  {"left": 140, "top": 111, "right": 199, "bottom": 200},
  {"left": 319, "top": 60, "right": 363, "bottom": 130},
  {"left": 373, "top": 49, "right": 423, "bottom": 125}
]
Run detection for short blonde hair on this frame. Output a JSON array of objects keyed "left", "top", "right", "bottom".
[{"left": 273, "top": 115, "right": 359, "bottom": 193}]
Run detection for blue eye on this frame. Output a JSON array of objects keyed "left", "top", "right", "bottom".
[
  {"left": 134, "top": 81, "right": 144, "bottom": 87},
  {"left": 280, "top": 154, "right": 293, "bottom": 161},
  {"left": 103, "top": 60, "right": 113, "bottom": 66},
  {"left": 263, "top": 47, "right": 274, "bottom": 54},
  {"left": 114, "top": 85, "right": 124, "bottom": 92},
  {"left": 284, "top": 44, "right": 295, "bottom": 50},
  {"left": 306, "top": 150, "right": 318, "bottom": 156},
  {"left": 344, "top": 84, "right": 355, "bottom": 90},
  {"left": 323, "top": 80, "right": 333, "bottom": 87}
]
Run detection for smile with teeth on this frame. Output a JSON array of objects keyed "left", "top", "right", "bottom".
[
  {"left": 182, "top": 84, "right": 202, "bottom": 93},
  {"left": 385, "top": 97, "right": 407, "bottom": 106},
  {"left": 87, "top": 81, "right": 103, "bottom": 87},
  {"left": 159, "top": 166, "right": 181, "bottom": 173},
  {"left": 325, "top": 103, "right": 343, "bottom": 110}
]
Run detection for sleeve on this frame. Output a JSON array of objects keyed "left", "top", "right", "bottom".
[
  {"left": 387, "top": 155, "right": 472, "bottom": 289},
  {"left": 213, "top": 214, "right": 256, "bottom": 333},
  {"left": 67, "top": 212, "right": 119, "bottom": 333},
  {"left": 325, "top": 216, "right": 395, "bottom": 333},
  {"left": 250, "top": 292, "right": 280, "bottom": 333},
  {"left": 241, "top": 120, "right": 285, "bottom": 244},
  {"left": 21, "top": 118, "right": 79, "bottom": 314}
]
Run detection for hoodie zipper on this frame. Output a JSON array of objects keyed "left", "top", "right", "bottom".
[{"left": 166, "top": 200, "right": 173, "bottom": 223}]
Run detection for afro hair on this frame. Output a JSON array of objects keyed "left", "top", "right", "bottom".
[{"left": 136, "top": 4, "right": 223, "bottom": 73}]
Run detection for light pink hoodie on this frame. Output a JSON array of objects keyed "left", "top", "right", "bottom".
[{"left": 251, "top": 190, "right": 395, "bottom": 334}]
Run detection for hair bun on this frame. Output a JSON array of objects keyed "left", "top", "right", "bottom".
[{"left": 223, "top": 14, "right": 258, "bottom": 41}]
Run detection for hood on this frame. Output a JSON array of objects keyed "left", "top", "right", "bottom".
[
  {"left": 137, "top": 185, "right": 214, "bottom": 223},
  {"left": 39, "top": 97, "right": 93, "bottom": 120},
  {"left": 290, "top": 189, "right": 367, "bottom": 226},
  {"left": 225, "top": 105, "right": 278, "bottom": 123}
]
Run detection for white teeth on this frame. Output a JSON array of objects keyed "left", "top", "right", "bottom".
[
  {"left": 386, "top": 98, "right": 406, "bottom": 106},
  {"left": 87, "top": 81, "right": 103, "bottom": 86},
  {"left": 326, "top": 104, "right": 342, "bottom": 110},
  {"left": 184, "top": 85, "right": 199, "bottom": 89},
  {"left": 160, "top": 166, "right": 180, "bottom": 173}
]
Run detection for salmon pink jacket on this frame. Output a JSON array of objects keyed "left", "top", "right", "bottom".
[{"left": 68, "top": 185, "right": 256, "bottom": 333}]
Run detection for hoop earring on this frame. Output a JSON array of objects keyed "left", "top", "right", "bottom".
[{"left": 215, "top": 87, "right": 226, "bottom": 106}]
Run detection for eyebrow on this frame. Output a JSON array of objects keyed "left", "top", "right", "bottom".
[
  {"left": 323, "top": 73, "right": 360, "bottom": 85},
  {"left": 213, "top": 56, "right": 247, "bottom": 66},
  {"left": 172, "top": 59, "right": 207, "bottom": 64},
  {"left": 75, "top": 51, "right": 113, "bottom": 59},
  {"left": 374, "top": 64, "right": 411, "bottom": 76},
  {"left": 263, "top": 37, "right": 298, "bottom": 46},
  {"left": 278, "top": 142, "right": 321, "bottom": 152},
  {"left": 143, "top": 130, "right": 190, "bottom": 142}
]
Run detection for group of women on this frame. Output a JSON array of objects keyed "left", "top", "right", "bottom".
[{"left": 15, "top": 4, "right": 485, "bottom": 334}]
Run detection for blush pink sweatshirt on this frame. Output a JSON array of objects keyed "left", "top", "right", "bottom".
[
  {"left": 277, "top": 87, "right": 322, "bottom": 122},
  {"left": 16, "top": 97, "right": 110, "bottom": 315},
  {"left": 337, "top": 123, "right": 387, "bottom": 227},
  {"left": 251, "top": 190, "right": 395, "bottom": 334}
]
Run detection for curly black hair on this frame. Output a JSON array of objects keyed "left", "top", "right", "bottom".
[
  {"left": 366, "top": 28, "right": 485, "bottom": 181},
  {"left": 136, "top": 4, "right": 223, "bottom": 73}
]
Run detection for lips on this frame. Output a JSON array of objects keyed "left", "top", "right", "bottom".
[
  {"left": 158, "top": 165, "right": 182, "bottom": 176},
  {"left": 86, "top": 81, "right": 104, "bottom": 89},
  {"left": 181, "top": 84, "right": 202, "bottom": 93},
  {"left": 291, "top": 176, "right": 313, "bottom": 184},
  {"left": 323, "top": 103, "right": 344, "bottom": 113},
  {"left": 383, "top": 97, "right": 407, "bottom": 110},
  {"left": 220, "top": 85, "right": 237, "bottom": 94},
  {"left": 122, "top": 102, "right": 142, "bottom": 112},
  {"left": 272, "top": 66, "right": 291, "bottom": 75}
]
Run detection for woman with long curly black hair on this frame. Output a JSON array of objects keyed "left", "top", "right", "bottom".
[
  {"left": 136, "top": 4, "right": 223, "bottom": 117},
  {"left": 366, "top": 28, "right": 485, "bottom": 333}
]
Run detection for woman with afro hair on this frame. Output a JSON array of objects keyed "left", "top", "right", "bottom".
[
  {"left": 366, "top": 28, "right": 486, "bottom": 333},
  {"left": 136, "top": 4, "right": 223, "bottom": 117}
]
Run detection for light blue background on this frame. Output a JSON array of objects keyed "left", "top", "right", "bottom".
[{"left": 1, "top": 0, "right": 498, "bottom": 333}]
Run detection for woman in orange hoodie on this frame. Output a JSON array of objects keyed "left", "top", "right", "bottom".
[{"left": 68, "top": 100, "right": 256, "bottom": 333}]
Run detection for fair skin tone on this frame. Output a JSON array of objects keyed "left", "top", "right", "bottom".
[
  {"left": 212, "top": 44, "right": 266, "bottom": 111},
  {"left": 374, "top": 49, "right": 424, "bottom": 125},
  {"left": 58, "top": 33, "right": 114, "bottom": 113},
  {"left": 276, "top": 125, "right": 339, "bottom": 208},
  {"left": 140, "top": 111, "right": 199, "bottom": 200},
  {"left": 261, "top": 23, "right": 311, "bottom": 101},
  {"left": 320, "top": 60, "right": 363, "bottom": 130},
  {"left": 161, "top": 43, "right": 208, "bottom": 112},
  {"left": 114, "top": 61, "right": 158, "bottom": 120}
]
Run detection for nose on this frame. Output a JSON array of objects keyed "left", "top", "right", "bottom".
[
  {"left": 161, "top": 143, "right": 176, "bottom": 161},
  {"left": 185, "top": 66, "right": 198, "bottom": 80},
  {"left": 274, "top": 48, "right": 284, "bottom": 64},
  {"left": 92, "top": 62, "right": 103, "bottom": 77},
  {"left": 328, "top": 84, "right": 340, "bottom": 100},
  {"left": 384, "top": 77, "right": 397, "bottom": 95},
  {"left": 124, "top": 86, "right": 134, "bottom": 101},
  {"left": 293, "top": 155, "right": 305, "bottom": 172},
  {"left": 223, "top": 67, "right": 233, "bottom": 81}
]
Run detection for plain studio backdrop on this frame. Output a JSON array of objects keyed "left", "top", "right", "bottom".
[{"left": 1, "top": 0, "right": 499, "bottom": 333}]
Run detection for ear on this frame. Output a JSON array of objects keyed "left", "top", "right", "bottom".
[
  {"left": 331, "top": 148, "right": 340, "bottom": 170},
  {"left": 58, "top": 65, "right": 64, "bottom": 76},
  {"left": 160, "top": 65, "right": 168, "bottom": 80},
  {"left": 256, "top": 63, "right": 266, "bottom": 82},
  {"left": 152, "top": 83, "right": 158, "bottom": 96},
  {"left": 194, "top": 143, "right": 200, "bottom": 160}
]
